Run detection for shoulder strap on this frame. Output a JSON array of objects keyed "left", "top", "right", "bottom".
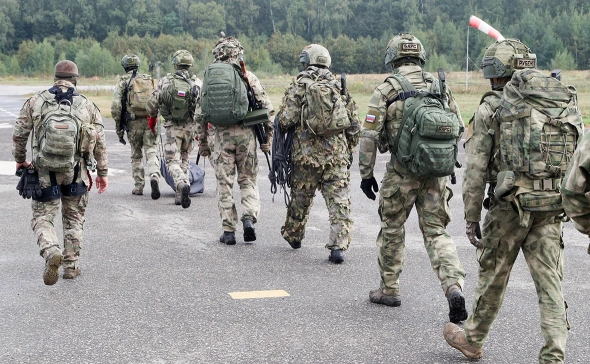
[{"left": 385, "top": 74, "right": 417, "bottom": 108}]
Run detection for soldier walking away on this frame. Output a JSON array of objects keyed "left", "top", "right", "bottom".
[
  {"left": 12, "top": 60, "right": 109, "bottom": 285},
  {"left": 197, "top": 35, "right": 274, "bottom": 245},
  {"left": 358, "top": 33, "right": 467, "bottom": 321},
  {"left": 147, "top": 50, "right": 202, "bottom": 208},
  {"left": 444, "top": 39, "right": 581, "bottom": 363},
  {"left": 111, "top": 54, "right": 161, "bottom": 199},
  {"left": 276, "top": 44, "right": 360, "bottom": 263}
]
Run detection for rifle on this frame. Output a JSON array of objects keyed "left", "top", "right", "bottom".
[
  {"left": 239, "top": 56, "right": 271, "bottom": 169},
  {"left": 437, "top": 68, "right": 460, "bottom": 185},
  {"left": 341, "top": 72, "right": 353, "bottom": 169},
  {"left": 118, "top": 69, "right": 137, "bottom": 145}
]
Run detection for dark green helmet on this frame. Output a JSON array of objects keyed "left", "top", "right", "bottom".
[
  {"left": 171, "top": 50, "right": 194, "bottom": 68},
  {"left": 481, "top": 39, "right": 536, "bottom": 79},
  {"left": 121, "top": 54, "right": 140, "bottom": 71},
  {"left": 384, "top": 33, "right": 426, "bottom": 68},
  {"left": 299, "top": 44, "right": 331, "bottom": 69}
]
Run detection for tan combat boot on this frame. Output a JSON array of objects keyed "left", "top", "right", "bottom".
[
  {"left": 63, "top": 267, "right": 81, "bottom": 279},
  {"left": 369, "top": 288, "right": 401, "bottom": 307},
  {"left": 443, "top": 322, "right": 483, "bottom": 359},
  {"left": 132, "top": 186, "right": 143, "bottom": 195},
  {"left": 43, "top": 248, "right": 63, "bottom": 286}
]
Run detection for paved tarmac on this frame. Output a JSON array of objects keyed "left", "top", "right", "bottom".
[{"left": 0, "top": 88, "right": 588, "bottom": 363}]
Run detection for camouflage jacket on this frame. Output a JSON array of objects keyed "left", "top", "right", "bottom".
[
  {"left": 562, "top": 131, "right": 590, "bottom": 236},
  {"left": 277, "top": 66, "right": 360, "bottom": 167},
  {"left": 358, "top": 65, "right": 462, "bottom": 179},
  {"left": 111, "top": 71, "right": 151, "bottom": 132},
  {"left": 147, "top": 69, "right": 202, "bottom": 126},
  {"left": 197, "top": 68, "right": 274, "bottom": 142},
  {"left": 12, "top": 80, "right": 108, "bottom": 177},
  {"left": 462, "top": 91, "right": 502, "bottom": 222}
]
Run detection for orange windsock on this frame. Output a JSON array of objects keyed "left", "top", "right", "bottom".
[{"left": 469, "top": 16, "right": 505, "bottom": 41}]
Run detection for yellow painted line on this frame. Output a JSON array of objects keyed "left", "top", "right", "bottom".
[{"left": 228, "top": 290, "right": 290, "bottom": 300}]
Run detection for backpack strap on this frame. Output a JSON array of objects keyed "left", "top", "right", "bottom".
[{"left": 385, "top": 74, "right": 417, "bottom": 109}]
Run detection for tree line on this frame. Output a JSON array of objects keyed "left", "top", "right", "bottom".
[{"left": 1, "top": 0, "right": 589, "bottom": 77}]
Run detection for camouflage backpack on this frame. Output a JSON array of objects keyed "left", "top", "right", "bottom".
[
  {"left": 34, "top": 86, "right": 85, "bottom": 173},
  {"left": 160, "top": 72, "right": 198, "bottom": 123},
  {"left": 389, "top": 73, "right": 463, "bottom": 178},
  {"left": 200, "top": 62, "right": 249, "bottom": 126},
  {"left": 299, "top": 73, "right": 350, "bottom": 136},
  {"left": 496, "top": 69, "right": 583, "bottom": 224},
  {"left": 127, "top": 73, "right": 154, "bottom": 117}
]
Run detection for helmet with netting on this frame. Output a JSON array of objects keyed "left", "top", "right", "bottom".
[
  {"left": 384, "top": 33, "right": 426, "bottom": 68},
  {"left": 171, "top": 50, "right": 194, "bottom": 68},
  {"left": 121, "top": 54, "right": 140, "bottom": 71},
  {"left": 299, "top": 44, "right": 331, "bottom": 69},
  {"left": 480, "top": 39, "right": 536, "bottom": 79},
  {"left": 212, "top": 36, "right": 244, "bottom": 63}
]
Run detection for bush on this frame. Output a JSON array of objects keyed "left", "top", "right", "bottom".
[{"left": 75, "top": 42, "right": 119, "bottom": 77}]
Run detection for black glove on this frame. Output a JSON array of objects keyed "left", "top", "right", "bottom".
[
  {"left": 20, "top": 169, "right": 42, "bottom": 199},
  {"left": 360, "top": 177, "right": 379, "bottom": 200},
  {"left": 119, "top": 136, "right": 127, "bottom": 145},
  {"left": 466, "top": 221, "right": 483, "bottom": 248}
]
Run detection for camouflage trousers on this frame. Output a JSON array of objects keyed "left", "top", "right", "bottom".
[
  {"left": 281, "top": 162, "right": 352, "bottom": 250},
  {"left": 128, "top": 118, "right": 160, "bottom": 188},
  {"left": 32, "top": 169, "right": 89, "bottom": 269},
  {"left": 464, "top": 199, "right": 568, "bottom": 363},
  {"left": 163, "top": 122, "right": 195, "bottom": 189},
  {"left": 376, "top": 161, "right": 465, "bottom": 295},
  {"left": 211, "top": 124, "right": 260, "bottom": 232}
]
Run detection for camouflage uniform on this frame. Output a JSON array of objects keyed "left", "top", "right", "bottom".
[
  {"left": 562, "top": 132, "right": 590, "bottom": 240},
  {"left": 147, "top": 69, "right": 202, "bottom": 192},
  {"left": 278, "top": 66, "right": 360, "bottom": 251},
  {"left": 111, "top": 71, "right": 160, "bottom": 191},
  {"left": 198, "top": 69, "right": 273, "bottom": 233},
  {"left": 12, "top": 79, "right": 108, "bottom": 272},
  {"left": 462, "top": 88, "right": 570, "bottom": 363},
  {"left": 359, "top": 64, "right": 466, "bottom": 295}
]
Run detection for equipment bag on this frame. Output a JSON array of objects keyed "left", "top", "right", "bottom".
[
  {"left": 201, "top": 63, "right": 249, "bottom": 126},
  {"left": 127, "top": 74, "right": 154, "bottom": 117},
  {"left": 299, "top": 75, "right": 350, "bottom": 136},
  {"left": 34, "top": 87, "right": 84, "bottom": 173},
  {"left": 496, "top": 68, "right": 583, "bottom": 219},
  {"left": 390, "top": 74, "right": 463, "bottom": 177},
  {"left": 161, "top": 72, "right": 198, "bottom": 123},
  {"left": 158, "top": 136, "right": 205, "bottom": 194}
]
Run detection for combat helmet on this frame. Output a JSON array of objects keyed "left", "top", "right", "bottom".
[
  {"left": 54, "top": 60, "right": 79, "bottom": 84},
  {"left": 384, "top": 33, "right": 426, "bottom": 68},
  {"left": 121, "top": 54, "right": 141, "bottom": 72},
  {"left": 480, "top": 38, "right": 536, "bottom": 79},
  {"left": 299, "top": 44, "right": 331, "bottom": 69},
  {"left": 171, "top": 50, "right": 194, "bottom": 69},
  {"left": 212, "top": 33, "right": 244, "bottom": 63}
]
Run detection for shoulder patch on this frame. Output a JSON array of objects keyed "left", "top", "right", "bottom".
[{"left": 363, "top": 110, "right": 380, "bottom": 130}]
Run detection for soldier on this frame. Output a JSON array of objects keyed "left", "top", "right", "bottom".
[
  {"left": 562, "top": 132, "right": 590, "bottom": 250},
  {"left": 111, "top": 54, "right": 160, "bottom": 199},
  {"left": 197, "top": 35, "right": 273, "bottom": 245},
  {"left": 358, "top": 33, "right": 467, "bottom": 322},
  {"left": 277, "top": 44, "right": 360, "bottom": 263},
  {"left": 146, "top": 50, "right": 202, "bottom": 208},
  {"left": 12, "top": 60, "right": 108, "bottom": 285},
  {"left": 444, "top": 39, "right": 578, "bottom": 363}
]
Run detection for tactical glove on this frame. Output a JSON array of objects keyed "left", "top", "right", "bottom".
[
  {"left": 147, "top": 115, "right": 158, "bottom": 134},
  {"left": 20, "top": 169, "right": 42, "bottom": 199},
  {"left": 360, "top": 177, "right": 379, "bottom": 200},
  {"left": 116, "top": 130, "right": 126, "bottom": 145},
  {"left": 466, "top": 221, "right": 483, "bottom": 248},
  {"left": 260, "top": 137, "right": 272, "bottom": 154},
  {"left": 199, "top": 143, "right": 211, "bottom": 157}
]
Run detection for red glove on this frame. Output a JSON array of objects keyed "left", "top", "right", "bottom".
[{"left": 147, "top": 115, "right": 157, "bottom": 134}]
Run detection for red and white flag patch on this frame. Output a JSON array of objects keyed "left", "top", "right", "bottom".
[
  {"left": 177, "top": 90, "right": 186, "bottom": 97},
  {"left": 365, "top": 114, "right": 376, "bottom": 123}
]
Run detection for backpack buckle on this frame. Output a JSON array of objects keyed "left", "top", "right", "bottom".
[
  {"left": 70, "top": 184, "right": 77, "bottom": 194},
  {"left": 52, "top": 185, "right": 60, "bottom": 196}
]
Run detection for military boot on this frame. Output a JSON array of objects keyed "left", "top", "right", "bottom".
[
  {"left": 63, "top": 267, "right": 81, "bottom": 279},
  {"left": 369, "top": 288, "right": 401, "bottom": 307},
  {"left": 243, "top": 219, "right": 256, "bottom": 242},
  {"left": 443, "top": 322, "right": 483, "bottom": 359},
  {"left": 220, "top": 231, "right": 236, "bottom": 245},
  {"left": 174, "top": 189, "right": 181, "bottom": 205},
  {"left": 150, "top": 176, "right": 160, "bottom": 200},
  {"left": 132, "top": 186, "right": 143, "bottom": 195},
  {"left": 178, "top": 182, "right": 191, "bottom": 208},
  {"left": 328, "top": 248, "right": 344, "bottom": 264},
  {"left": 43, "top": 248, "right": 63, "bottom": 286},
  {"left": 446, "top": 284, "right": 468, "bottom": 323}
]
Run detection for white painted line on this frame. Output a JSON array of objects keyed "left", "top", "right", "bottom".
[
  {"left": 0, "top": 123, "right": 12, "bottom": 129},
  {"left": 228, "top": 290, "right": 290, "bottom": 300}
]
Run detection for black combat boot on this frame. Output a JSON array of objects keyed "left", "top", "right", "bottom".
[
  {"left": 328, "top": 248, "right": 344, "bottom": 264},
  {"left": 243, "top": 219, "right": 256, "bottom": 242},
  {"left": 220, "top": 231, "right": 236, "bottom": 245},
  {"left": 447, "top": 284, "right": 468, "bottom": 323}
]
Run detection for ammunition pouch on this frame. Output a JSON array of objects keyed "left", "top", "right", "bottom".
[{"left": 242, "top": 108, "right": 270, "bottom": 127}]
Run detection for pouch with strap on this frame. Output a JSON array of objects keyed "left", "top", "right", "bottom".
[
  {"left": 496, "top": 69, "right": 583, "bottom": 224},
  {"left": 127, "top": 73, "right": 154, "bottom": 117},
  {"left": 161, "top": 72, "right": 198, "bottom": 123},
  {"left": 201, "top": 63, "right": 249, "bottom": 126},
  {"left": 299, "top": 74, "right": 350, "bottom": 136},
  {"left": 390, "top": 74, "right": 463, "bottom": 177}
]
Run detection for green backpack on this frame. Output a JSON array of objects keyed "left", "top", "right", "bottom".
[
  {"left": 201, "top": 63, "right": 249, "bottom": 126},
  {"left": 495, "top": 69, "right": 583, "bottom": 222},
  {"left": 390, "top": 73, "right": 463, "bottom": 177},
  {"left": 299, "top": 75, "right": 350, "bottom": 136},
  {"left": 161, "top": 72, "right": 197, "bottom": 123}
]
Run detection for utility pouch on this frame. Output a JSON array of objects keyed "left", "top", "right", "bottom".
[{"left": 242, "top": 108, "right": 270, "bottom": 127}]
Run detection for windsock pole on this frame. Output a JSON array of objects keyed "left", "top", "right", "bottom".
[{"left": 466, "top": 25, "right": 469, "bottom": 92}]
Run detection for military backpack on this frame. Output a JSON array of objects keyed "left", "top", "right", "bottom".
[
  {"left": 495, "top": 68, "right": 583, "bottom": 223},
  {"left": 389, "top": 73, "right": 463, "bottom": 178},
  {"left": 161, "top": 72, "right": 198, "bottom": 123},
  {"left": 299, "top": 74, "right": 350, "bottom": 136},
  {"left": 126, "top": 73, "right": 154, "bottom": 117},
  {"left": 201, "top": 63, "right": 249, "bottom": 126}
]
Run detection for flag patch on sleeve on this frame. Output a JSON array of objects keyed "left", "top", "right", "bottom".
[
  {"left": 177, "top": 90, "right": 186, "bottom": 97},
  {"left": 365, "top": 114, "right": 376, "bottom": 123}
]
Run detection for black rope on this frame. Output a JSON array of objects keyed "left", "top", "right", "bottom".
[{"left": 268, "top": 115, "right": 294, "bottom": 206}]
